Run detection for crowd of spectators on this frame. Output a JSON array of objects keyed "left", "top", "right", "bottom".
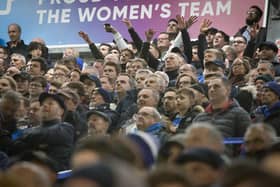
[{"left": 1, "top": 4, "right": 280, "bottom": 187}]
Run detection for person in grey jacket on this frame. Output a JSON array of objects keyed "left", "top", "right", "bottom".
[{"left": 193, "top": 77, "right": 251, "bottom": 138}]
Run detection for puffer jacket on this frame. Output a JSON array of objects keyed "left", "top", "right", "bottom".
[{"left": 193, "top": 100, "right": 251, "bottom": 138}]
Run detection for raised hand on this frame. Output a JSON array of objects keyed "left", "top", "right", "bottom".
[
  {"left": 122, "top": 18, "right": 133, "bottom": 29},
  {"left": 200, "top": 19, "right": 212, "bottom": 34},
  {"left": 176, "top": 15, "right": 186, "bottom": 30},
  {"left": 186, "top": 15, "right": 198, "bottom": 29},
  {"left": 78, "top": 31, "right": 92, "bottom": 44},
  {"left": 145, "top": 28, "right": 156, "bottom": 42},
  {"left": 104, "top": 24, "right": 117, "bottom": 34}
]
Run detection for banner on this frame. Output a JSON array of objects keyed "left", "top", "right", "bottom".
[{"left": 0, "top": 0, "right": 267, "bottom": 46}]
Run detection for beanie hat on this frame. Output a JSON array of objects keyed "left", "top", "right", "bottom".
[
  {"left": 176, "top": 148, "right": 224, "bottom": 169},
  {"left": 127, "top": 132, "right": 159, "bottom": 168},
  {"left": 264, "top": 81, "right": 280, "bottom": 97},
  {"left": 80, "top": 74, "right": 101, "bottom": 88},
  {"left": 94, "top": 87, "right": 112, "bottom": 103},
  {"left": 69, "top": 163, "right": 114, "bottom": 187},
  {"left": 255, "top": 74, "right": 274, "bottom": 83}
]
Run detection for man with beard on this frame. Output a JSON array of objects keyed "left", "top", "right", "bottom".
[{"left": 236, "top": 5, "right": 267, "bottom": 51}]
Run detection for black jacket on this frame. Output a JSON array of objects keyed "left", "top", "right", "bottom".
[{"left": 19, "top": 119, "right": 74, "bottom": 171}]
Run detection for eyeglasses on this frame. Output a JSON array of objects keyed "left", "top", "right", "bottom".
[
  {"left": 247, "top": 11, "right": 257, "bottom": 15},
  {"left": 233, "top": 40, "right": 245, "bottom": 44},
  {"left": 135, "top": 111, "right": 154, "bottom": 118},
  {"left": 29, "top": 83, "right": 42, "bottom": 88}
]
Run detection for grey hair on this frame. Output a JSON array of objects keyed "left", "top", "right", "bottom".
[
  {"left": 185, "top": 122, "right": 224, "bottom": 144},
  {"left": 246, "top": 123, "right": 278, "bottom": 142}
]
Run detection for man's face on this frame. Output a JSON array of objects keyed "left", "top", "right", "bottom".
[
  {"left": 208, "top": 78, "right": 230, "bottom": 104},
  {"left": 166, "top": 21, "right": 179, "bottom": 34},
  {"left": 115, "top": 75, "right": 131, "bottom": 94},
  {"left": 144, "top": 76, "right": 161, "bottom": 92},
  {"left": 28, "top": 101, "right": 41, "bottom": 126},
  {"left": 82, "top": 79, "right": 96, "bottom": 97},
  {"left": 246, "top": 7, "right": 260, "bottom": 26},
  {"left": 11, "top": 56, "right": 25, "bottom": 69},
  {"left": 262, "top": 88, "right": 279, "bottom": 106},
  {"left": 29, "top": 81, "right": 44, "bottom": 97},
  {"left": 131, "top": 61, "right": 144, "bottom": 78},
  {"left": 0, "top": 78, "right": 12, "bottom": 96},
  {"left": 179, "top": 64, "right": 194, "bottom": 75},
  {"left": 137, "top": 89, "right": 157, "bottom": 108},
  {"left": 204, "top": 52, "right": 217, "bottom": 64},
  {"left": 165, "top": 54, "right": 180, "bottom": 71},
  {"left": 54, "top": 69, "right": 68, "bottom": 84},
  {"left": 8, "top": 24, "right": 20, "bottom": 42},
  {"left": 232, "top": 37, "right": 247, "bottom": 53},
  {"left": 15, "top": 78, "right": 29, "bottom": 95},
  {"left": 27, "top": 61, "right": 42, "bottom": 76},
  {"left": 135, "top": 73, "right": 147, "bottom": 89},
  {"left": 40, "top": 98, "right": 64, "bottom": 121},
  {"left": 70, "top": 71, "right": 80, "bottom": 82},
  {"left": 206, "top": 33, "right": 215, "bottom": 45},
  {"left": 0, "top": 98, "right": 18, "bottom": 120},
  {"left": 135, "top": 107, "right": 157, "bottom": 130},
  {"left": 213, "top": 32, "right": 226, "bottom": 49},
  {"left": 125, "top": 62, "right": 133, "bottom": 76},
  {"left": 87, "top": 114, "right": 109, "bottom": 135},
  {"left": 90, "top": 91, "right": 105, "bottom": 107},
  {"left": 30, "top": 48, "right": 43, "bottom": 58},
  {"left": 244, "top": 127, "right": 270, "bottom": 153},
  {"left": 120, "top": 50, "right": 133, "bottom": 64},
  {"left": 103, "top": 65, "right": 117, "bottom": 81},
  {"left": 178, "top": 75, "right": 192, "bottom": 89},
  {"left": 259, "top": 47, "right": 276, "bottom": 61},
  {"left": 163, "top": 91, "right": 177, "bottom": 113},
  {"left": 257, "top": 63, "right": 274, "bottom": 77},
  {"left": 99, "top": 45, "right": 110, "bottom": 56},
  {"left": 157, "top": 33, "right": 170, "bottom": 49},
  {"left": 100, "top": 77, "right": 113, "bottom": 92},
  {"left": 0, "top": 48, "right": 7, "bottom": 59},
  {"left": 176, "top": 93, "right": 193, "bottom": 113}
]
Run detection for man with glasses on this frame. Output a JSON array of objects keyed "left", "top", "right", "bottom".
[
  {"left": 232, "top": 35, "right": 248, "bottom": 58},
  {"left": 236, "top": 5, "right": 267, "bottom": 52},
  {"left": 28, "top": 76, "right": 47, "bottom": 100},
  {"left": 135, "top": 106, "right": 168, "bottom": 143}
]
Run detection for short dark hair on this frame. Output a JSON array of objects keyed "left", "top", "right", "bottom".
[
  {"left": 30, "top": 76, "right": 48, "bottom": 88},
  {"left": 31, "top": 57, "right": 47, "bottom": 73},
  {"left": 217, "top": 30, "right": 230, "bottom": 43},
  {"left": 64, "top": 81, "right": 86, "bottom": 97},
  {"left": 147, "top": 165, "right": 191, "bottom": 187},
  {"left": 104, "top": 61, "right": 121, "bottom": 75},
  {"left": 8, "top": 23, "right": 21, "bottom": 33},
  {"left": 250, "top": 5, "right": 263, "bottom": 21}
]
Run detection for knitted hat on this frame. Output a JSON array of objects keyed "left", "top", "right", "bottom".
[
  {"left": 176, "top": 148, "right": 224, "bottom": 169},
  {"left": 86, "top": 110, "right": 112, "bottom": 126},
  {"left": 264, "top": 81, "right": 280, "bottom": 97},
  {"left": 39, "top": 92, "right": 66, "bottom": 111},
  {"left": 80, "top": 74, "right": 101, "bottom": 88},
  {"left": 255, "top": 74, "right": 274, "bottom": 83},
  {"left": 94, "top": 88, "right": 112, "bottom": 103},
  {"left": 69, "top": 163, "right": 114, "bottom": 187},
  {"left": 127, "top": 132, "right": 159, "bottom": 168},
  {"left": 259, "top": 41, "right": 278, "bottom": 53}
]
